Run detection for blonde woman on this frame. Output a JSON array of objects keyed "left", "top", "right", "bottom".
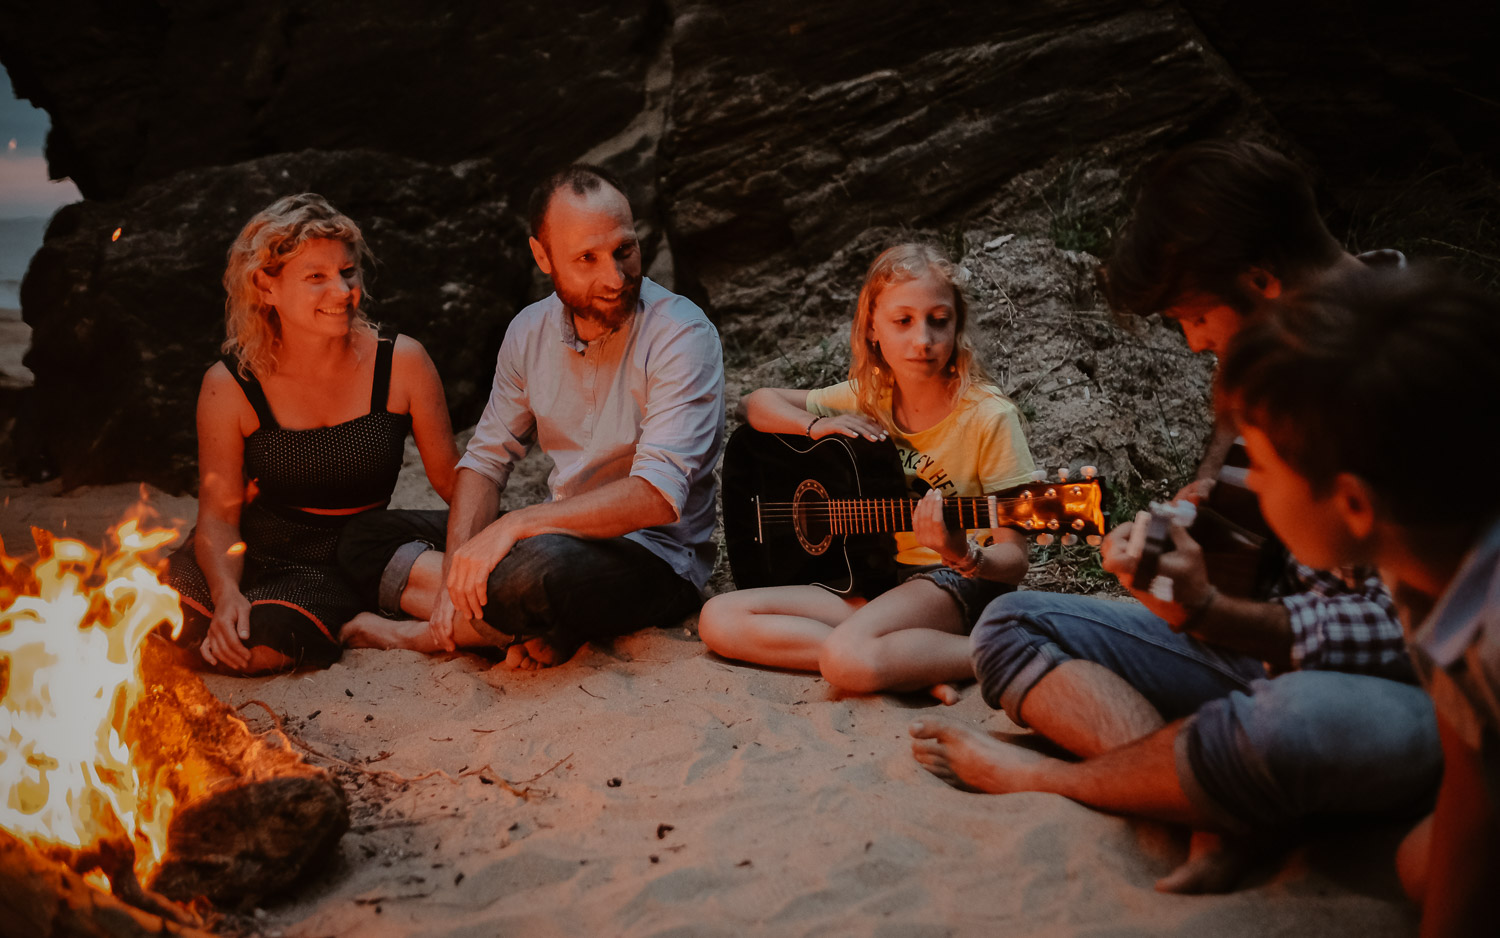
[
  {"left": 698, "top": 244, "right": 1036, "bottom": 703},
  {"left": 163, "top": 193, "right": 458, "bottom": 673}
]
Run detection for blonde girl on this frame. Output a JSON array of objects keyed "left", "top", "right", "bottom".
[{"left": 698, "top": 243, "right": 1036, "bottom": 702}]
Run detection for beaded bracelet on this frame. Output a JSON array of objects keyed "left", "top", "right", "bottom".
[
  {"left": 806, "top": 415, "right": 824, "bottom": 437},
  {"left": 945, "top": 537, "right": 984, "bottom": 578}
]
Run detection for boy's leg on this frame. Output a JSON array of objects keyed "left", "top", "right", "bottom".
[{"left": 971, "top": 591, "right": 1266, "bottom": 754}]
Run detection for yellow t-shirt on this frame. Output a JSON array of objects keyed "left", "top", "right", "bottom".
[{"left": 804, "top": 381, "right": 1036, "bottom": 565}]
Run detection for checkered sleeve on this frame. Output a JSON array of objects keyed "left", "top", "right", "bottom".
[{"left": 1273, "top": 559, "right": 1414, "bottom": 681}]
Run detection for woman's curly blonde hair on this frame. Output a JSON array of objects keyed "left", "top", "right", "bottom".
[
  {"left": 222, "top": 193, "right": 376, "bottom": 378},
  {"left": 848, "top": 243, "right": 997, "bottom": 433}
]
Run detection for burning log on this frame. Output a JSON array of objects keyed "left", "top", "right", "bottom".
[
  {"left": 0, "top": 827, "right": 215, "bottom": 938},
  {"left": 133, "top": 638, "right": 349, "bottom": 907},
  {"left": 2, "top": 521, "right": 348, "bottom": 922}
]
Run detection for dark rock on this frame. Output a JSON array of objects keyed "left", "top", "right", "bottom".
[
  {"left": 660, "top": 0, "right": 1255, "bottom": 350},
  {"left": 20, "top": 148, "right": 529, "bottom": 492},
  {"left": 0, "top": 0, "right": 668, "bottom": 201}
]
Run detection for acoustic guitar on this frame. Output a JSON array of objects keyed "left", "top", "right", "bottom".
[
  {"left": 1128, "top": 438, "right": 1286, "bottom": 601},
  {"left": 722, "top": 426, "right": 1107, "bottom": 596}
]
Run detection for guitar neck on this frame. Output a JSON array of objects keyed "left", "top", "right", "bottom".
[{"left": 816, "top": 497, "right": 999, "bottom": 534}]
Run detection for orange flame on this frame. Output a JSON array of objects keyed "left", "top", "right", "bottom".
[
  {"left": 0, "top": 518, "right": 183, "bottom": 885},
  {"left": 110, "top": 227, "right": 122, "bottom": 242}
]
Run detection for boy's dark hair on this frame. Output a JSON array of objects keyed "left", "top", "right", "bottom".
[
  {"left": 1217, "top": 264, "right": 1500, "bottom": 526},
  {"left": 526, "top": 163, "right": 627, "bottom": 241},
  {"left": 1105, "top": 140, "right": 1345, "bottom": 319}
]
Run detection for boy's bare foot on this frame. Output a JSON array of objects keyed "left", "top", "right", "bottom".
[
  {"left": 342, "top": 612, "right": 444, "bottom": 653},
  {"left": 1155, "top": 830, "right": 1268, "bottom": 894},
  {"left": 910, "top": 718, "right": 1048, "bottom": 794},
  {"left": 928, "top": 683, "right": 962, "bottom": 706},
  {"left": 502, "top": 635, "right": 572, "bottom": 670}
]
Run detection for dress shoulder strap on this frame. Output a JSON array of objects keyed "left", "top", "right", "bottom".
[
  {"left": 370, "top": 336, "right": 396, "bottom": 413},
  {"left": 220, "top": 355, "right": 279, "bottom": 430}
]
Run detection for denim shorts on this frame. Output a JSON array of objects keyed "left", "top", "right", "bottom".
[{"left": 899, "top": 563, "right": 1013, "bottom": 634}]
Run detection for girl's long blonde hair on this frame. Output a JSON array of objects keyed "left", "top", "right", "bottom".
[
  {"left": 848, "top": 243, "right": 996, "bottom": 433},
  {"left": 222, "top": 193, "right": 376, "bottom": 378}
]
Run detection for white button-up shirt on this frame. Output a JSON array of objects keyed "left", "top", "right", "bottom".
[{"left": 457, "top": 278, "right": 725, "bottom": 589}]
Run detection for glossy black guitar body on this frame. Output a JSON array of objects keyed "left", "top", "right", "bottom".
[{"left": 722, "top": 425, "right": 907, "bottom": 597}]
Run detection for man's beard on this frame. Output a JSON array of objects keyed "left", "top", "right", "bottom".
[{"left": 558, "top": 275, "right": 643, "bottom": 332}]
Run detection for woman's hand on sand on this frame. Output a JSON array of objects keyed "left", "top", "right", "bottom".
[
  {"left": 810, "top": 413, "right": 887, "bottom": 442},
  {"left": 201, "top": 589, "right": 253, "bottom": 670},
  {"left": 914, "top": 489, "right": 967, "bottom": 562}
]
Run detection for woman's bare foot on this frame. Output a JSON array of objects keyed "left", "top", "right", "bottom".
[
  {"left": 1154, "top": 830, "right": 1269, "bottom": 894},
  {"left": 502, "top": 635, "right": 573, "bottom": 670},
  {"left": 342, "top": 612, "right": 445, "bottom": 653},
  {"left": 929, "top": 683, "right": 963, "bottom": 706},
  {"left": 909, "top": 718, "right": 1049, "bottom": 794}
]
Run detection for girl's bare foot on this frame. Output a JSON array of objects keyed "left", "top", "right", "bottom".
[
  {"left": 909, "top": 718, "right": 1048, "bottom": 794},
  {"left": 929, "top": 683, "right": 963, "bottom": 705},
  {"left": 342, "top": 612, "right": 444, "bottom": 653}
]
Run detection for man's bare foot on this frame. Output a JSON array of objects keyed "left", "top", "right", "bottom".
[
  {"left": 502, "top": 635, "right": 572, "bottom": 671},
  {"left": 928, "top": 683, "right": 962, "bottom": 706},
  {"left": 342, "top": 612, "right": 444, "bottom": 653},
  {"left": 1154, "top": 830, "right": 1267, "bottom": 894},
  {"left": 909, "top": 718, "right": 1049, "bottom": 794}
]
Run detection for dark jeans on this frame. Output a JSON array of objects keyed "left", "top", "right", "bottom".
[{"left": 336, "top": 508, "right": 702, "bottom": 655}]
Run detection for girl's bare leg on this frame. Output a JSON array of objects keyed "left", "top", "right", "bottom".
[
  {"left": 698, "top": 585, "right": 865, "bottom": 672},
  {"left": 818, "top": 578, "right": 970, "bottom": 698}
]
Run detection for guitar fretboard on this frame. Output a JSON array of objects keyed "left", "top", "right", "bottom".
[{"left": 760, "top": 497, "right": 999, "bottom": 534}]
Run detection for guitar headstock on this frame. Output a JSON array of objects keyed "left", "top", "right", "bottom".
[{"left": 993, "top": 466, "right": 1106, "bottom": 546}]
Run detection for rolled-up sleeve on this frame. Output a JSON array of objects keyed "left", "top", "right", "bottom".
[
  {"left": 630, "top": 318, "right": 724, "bottom": 518},
  {"left": 455, "top": 327, "right": 536, "bottom": 490}
]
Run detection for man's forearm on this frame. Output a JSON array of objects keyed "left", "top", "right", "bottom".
[
  {"left": 447, "top": 468, "right": 503, "bottom": 557},
  {"left": 1185, "top": 595, "right": 1293, "bottom": 671},
  {"left": 503, "top": 475, "right": 676, "bottom": 542}
]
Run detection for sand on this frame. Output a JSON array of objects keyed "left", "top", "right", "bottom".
[{"left": 0, "top": 473, "right": 1420, "bottom": 937}]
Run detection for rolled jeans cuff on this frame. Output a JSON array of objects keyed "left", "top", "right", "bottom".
[
  {"left": 1172, "top": 713, "right": 1255, "bottom": 837},
  {"left": 378, "top": 539, "right": 433, "bottom": 616}
]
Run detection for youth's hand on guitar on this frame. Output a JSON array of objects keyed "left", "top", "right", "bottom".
[
  {"left": 914, "top": 489, "right": 967, "bottom": 561},
  {"left": 810, "top": 413, "right": 887, "bottom": 442},
  {"left": 1174, "top": 478, "right": 1216, "bottom": 505},
  {"left": 1127, "top": 525, "right": 1214, "bottom": 630}
]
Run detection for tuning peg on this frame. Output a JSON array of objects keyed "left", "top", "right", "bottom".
[
  {"left": 1072, "top": 518, "right": 1086, "bottom": 530},
  {"left": 1031, "top": 470, "right": 1047, "bottom": 483},
  {"left": 1046, "top": 519, "right": 1060, "bottom": 530},
  {"left": 1036, "top": 533, "right": 1054, "bottom": 546},
  {"left": 1057, "top": 467, "right": 1071, "bottom": 482},
  {"left": 1061, "top": 534, "right": 1078, "bottom": 546},
  {"left": 1086, "top": 535, "right": 1102, "bottom": 546}
]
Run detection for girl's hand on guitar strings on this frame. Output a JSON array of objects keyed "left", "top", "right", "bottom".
[
  {"left": 914, "top": 488, "right": 968, "bottom": 561},
  {"left": 810, "top": 412, "right": 887, "bottom": 442}
]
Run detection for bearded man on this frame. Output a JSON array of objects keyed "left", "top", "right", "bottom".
[{"left": 338, "top": 165, "right": 724, "bottom": 668}]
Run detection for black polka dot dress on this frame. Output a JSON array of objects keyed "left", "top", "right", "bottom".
[{"left": 164, "top": 338, "right": 411, "bottom": 669}]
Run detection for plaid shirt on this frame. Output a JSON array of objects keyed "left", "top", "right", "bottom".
[{"left": 1271, "top": 558, "right": 1413, "bottom": 682}]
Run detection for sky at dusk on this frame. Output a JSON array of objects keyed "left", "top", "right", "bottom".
[{"left": 0, "top": 62, "right": 81, "bottom": 220}]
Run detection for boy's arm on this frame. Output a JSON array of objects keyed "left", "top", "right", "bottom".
[{"left": 1420, "top": 714, "right": 1500, "bottom": 937}]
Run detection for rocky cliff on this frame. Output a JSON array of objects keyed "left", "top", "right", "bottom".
[{"left": 1, "top": 1, "right": 1494, "bottom": 491}]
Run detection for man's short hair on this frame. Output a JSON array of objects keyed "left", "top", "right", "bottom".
[
  {"left": 1217, "top": 264, "right": 1500, "bottom": 527},
  {"left": 526, "top": 164, "right": 628, "bottom": 242},
  {"left": 1105, "top": 140, "right": 1345, "bottom": 319}
]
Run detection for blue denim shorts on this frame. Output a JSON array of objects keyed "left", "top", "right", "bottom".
[{"left": 899, "top": 564, "right": 1013, "bottom": 633}]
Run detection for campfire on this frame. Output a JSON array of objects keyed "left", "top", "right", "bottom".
[{"left": 1, "top": 519, "right": 349, "bottom": 935}]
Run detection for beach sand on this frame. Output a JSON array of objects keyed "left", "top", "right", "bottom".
[{"left": 0, "top": 463, "right": 1420, "bottom": 937}]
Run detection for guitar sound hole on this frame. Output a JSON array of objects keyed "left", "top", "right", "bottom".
[{"left": 793, "top": 479, "right": 833, "bottom": 555}]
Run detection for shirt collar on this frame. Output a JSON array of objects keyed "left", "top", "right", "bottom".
[
  {"left": 555, "top": 291, "right": 645, "bottom": 352},
  {"left": 1416, "top": 513, "right": 1500, "bottom": 667}
]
